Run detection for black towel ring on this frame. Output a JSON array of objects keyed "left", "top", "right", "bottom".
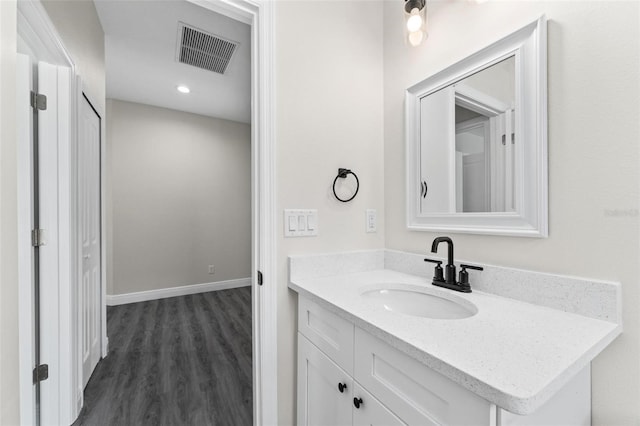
[{"left": 333, "top": 168, "right": 359, "bottom": 203}]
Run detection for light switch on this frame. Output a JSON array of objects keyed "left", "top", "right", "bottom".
[
  {"left": 284, "top": 209, "right": 318, "bottom": 237},
  {"left": 288, "top": 215, "right": 297, "bottom": 232},
  {"left": 307, "top": 214, "right": 316, "bottom": 230}
]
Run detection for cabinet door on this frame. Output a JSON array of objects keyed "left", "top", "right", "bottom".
[
  {"left": 352, "top": 382, "right": 407, "bottom": 426},
  {"left": 298, "top": 333, "right": 353, "bottom": 426}
]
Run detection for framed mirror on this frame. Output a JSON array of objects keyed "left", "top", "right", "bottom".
[{"left": 406, "top": 17, "right": 547, "bottom": 237}]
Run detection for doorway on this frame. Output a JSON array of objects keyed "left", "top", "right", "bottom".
[{"left": 16, "top": 0, "right": 277, "bottom": 424}]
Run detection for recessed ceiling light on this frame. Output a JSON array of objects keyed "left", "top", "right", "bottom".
[{"left": 177, "top": 85, "right": 190, "bottom": 94}]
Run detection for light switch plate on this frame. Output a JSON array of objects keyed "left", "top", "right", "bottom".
[{"left": 284, "top": 209, "right": 318, "bottom": 237}]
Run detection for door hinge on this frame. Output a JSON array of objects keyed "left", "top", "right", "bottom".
[
  {"left": 257, "top": 270, "right": 263, "bottom": 286},
  {"left": 33, "top": 364, "right": 49, "bottom": 384},
  {"left": 31, "top": 229, "right": 46, "bottom": 247},
  {"left": 30, "top": 91, "right": 47, "bottom": 111}
]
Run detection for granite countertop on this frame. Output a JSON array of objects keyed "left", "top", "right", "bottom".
[{"left": 289, "top": 267, "right": 622, "bottom": 415}]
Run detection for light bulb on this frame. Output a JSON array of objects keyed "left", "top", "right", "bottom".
[
  {"left": 177, "top": 85, "right": 190, "bottom": 94},
  {"left": 406, "top": 8, "right": 423, "bottom": 32},
  {"left": 408, "top": 30, "right": 424, "bottom": 47}
]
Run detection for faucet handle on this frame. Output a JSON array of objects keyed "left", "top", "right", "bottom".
[
  {"left": 424, "top": 258, "right": 444, "bottom": 282},
  {"left": 458, "top": 264, "right": 483, "bottom": 291},
  {"left": 460, "top": 264, "right": 483, "bottom": 271}
]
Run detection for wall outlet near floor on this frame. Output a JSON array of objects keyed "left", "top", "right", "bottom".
[{"left": 208, "top": 265, "right": 215, "bottom": 274}]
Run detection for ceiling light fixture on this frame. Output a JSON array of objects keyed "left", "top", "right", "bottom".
[
  {"left": 404, "top": 0, "right": 427, "bottom": 47},
  {"left": 177, "top": 85, "right": 190, "bottom": 94}
]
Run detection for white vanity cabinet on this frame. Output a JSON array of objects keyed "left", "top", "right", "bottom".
[
  {"left": 297, "top": 296, "right": 492, "bottom": 425},
  {"left": 297, "top": 295, "right": 591, "bottom": 426}
]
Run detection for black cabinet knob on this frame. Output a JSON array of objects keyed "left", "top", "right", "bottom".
[
  {"left": 338, "top": 382, "right": 347, "bottom": 393},
  {"left": 353, "top": 397, "right": 363, "bottom": 409}
]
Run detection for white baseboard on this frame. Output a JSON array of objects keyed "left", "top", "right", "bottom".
[{"left": 106, "top": 277, "right": 251, "bottom": 306}]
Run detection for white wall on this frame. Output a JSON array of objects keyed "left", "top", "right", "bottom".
[
  {"left": 0, "top": 0, "right": 20, "bottom": 423},
  {"left": 383, "top": 2, "right": 639, "bottom": 424},
  {"left": 107, "top": 99, "right": 251, "bottom": 295},
  {"left": 275, "top": 1, "right": 385, "bottom": 422}
]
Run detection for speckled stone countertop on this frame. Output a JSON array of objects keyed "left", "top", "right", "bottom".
[{"left": 288, "top": 250, "right": 622, "bottom": 415}]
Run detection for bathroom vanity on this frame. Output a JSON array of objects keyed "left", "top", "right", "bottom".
[{"left": 289, "top": 250, "right": 621, "bottom": 426}]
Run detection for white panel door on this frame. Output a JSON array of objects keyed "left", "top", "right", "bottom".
[
  {"left": 17, "top": 52, "right": 36, "bottom": 426},
  {"left": 79, "top": 95, "right": 101, "bottom": 387},
  {"left": 297, "top": 333, "right": 353, "bottom": 426},
  {"left": 38, "top": 60, "right": 62, "bottom": 426},
  {"left": 419, "top": 86, "right": 455, "bottom": 214}
]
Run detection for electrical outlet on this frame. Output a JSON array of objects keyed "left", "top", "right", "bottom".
[
  {"left": 208, "top": 265, "right": 215, "bottom": 274},
  {"left": 366, "top": 209, "right": 377, "bottom": 233}
]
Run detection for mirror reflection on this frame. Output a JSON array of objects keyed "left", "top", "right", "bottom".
[{"left": 420, "top": 56, "right": 515, "bottom": 214}]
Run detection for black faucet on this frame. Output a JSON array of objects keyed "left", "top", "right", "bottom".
[
  {"left": 431, "top": 236, "right": 456, "bottom": 285},
  {"left": 424, "top": 236, "right": 483, "bottom": 293}
]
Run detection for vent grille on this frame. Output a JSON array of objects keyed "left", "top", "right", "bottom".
[{"left": 177, "top": 23, "right": 238, "bottom": 74}]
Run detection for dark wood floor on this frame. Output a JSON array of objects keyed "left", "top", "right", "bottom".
[{"left": 74, "top": 287, "right": 253, "bottom": 426}]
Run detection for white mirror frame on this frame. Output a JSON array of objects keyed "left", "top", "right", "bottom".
[{"left": 406, "top": 16, "right": 547, "bottom": 237}]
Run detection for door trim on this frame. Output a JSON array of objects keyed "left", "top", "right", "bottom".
[
  {"left": 17, "top": 0, "right": 79, "bottom": 424},
  {"left": 190, "top": 1, "right": 279, "bottom": 423}
]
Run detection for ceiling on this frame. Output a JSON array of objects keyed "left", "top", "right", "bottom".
[{"left": 95, "top": 0, "right": 251, "bottom": 123}]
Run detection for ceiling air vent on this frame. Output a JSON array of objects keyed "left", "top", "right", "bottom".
[{"left": 176, "top": 23, "right": 238, "bottom": 75}]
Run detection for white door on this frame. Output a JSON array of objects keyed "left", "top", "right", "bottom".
[
  {"left": 79, "top": 95, "right": 102, "bottom": 387},
  {"left": 297, "top": 334, "right": 353, "bottom": 426},
  {"left": 419, "top": 86, "right": 456, "bottom": 213},
  {"left": 38, "top": 60, "right": 66, "bottom": 426},
  {"left": 17, "top": 52, "right": 37, "bottom": 426}
]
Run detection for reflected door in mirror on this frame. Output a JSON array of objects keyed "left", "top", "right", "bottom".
[{"left": 419, "top": 56, "right": 516, "bottom": 214}]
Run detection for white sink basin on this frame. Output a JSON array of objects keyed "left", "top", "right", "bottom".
[{"left": 360, "top": 286, "right": 477, "bottom": 320}]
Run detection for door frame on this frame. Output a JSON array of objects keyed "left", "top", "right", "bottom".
[
  {"left": 195, "top": 1, "right": 279, "bottom": 423},
  {"left": 17, "top": 1, "right": 78, "bottom": 424},
  {"left": 17, "top": 0, "right": 278, "bottom": 424}
]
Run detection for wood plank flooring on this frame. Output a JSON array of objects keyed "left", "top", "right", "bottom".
[{"left": 74, "top": 287, "right": 253, "bottom": 426}]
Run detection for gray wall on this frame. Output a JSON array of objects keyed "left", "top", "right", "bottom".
[
  {"left": 383, "top": 2, "right": 639, "bottom": 424},
  {"left": 107, "top": 99, "right": 251, "bottom": 296}
]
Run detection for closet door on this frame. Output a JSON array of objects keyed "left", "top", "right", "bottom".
[{"left": 79, "top": 94, "right": 102, "bottom": 387}]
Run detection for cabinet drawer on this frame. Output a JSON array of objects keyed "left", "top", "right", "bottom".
[
  {"left": 354, "top": 328, "right": 496, "bottom": 426},
  {"left": 352, "top": 381, "right": 407, "bottom": 426},
  {"left": 299, "top": 296, "right": 354, "bottom": 373}
]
